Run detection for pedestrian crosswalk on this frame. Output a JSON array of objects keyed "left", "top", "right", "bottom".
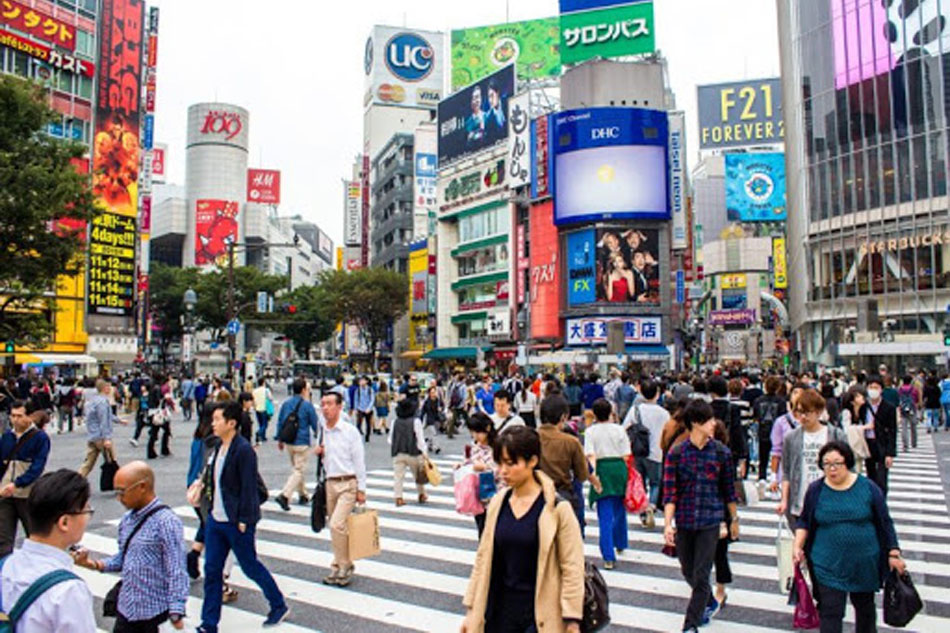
[{"left": 80, "top": 437, "right": 950, "bottom": 632}]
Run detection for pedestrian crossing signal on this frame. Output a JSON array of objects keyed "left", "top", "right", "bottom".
[
  {"left": 944, "top": 323, "right": 950, "bottom": 346},
  {"left": 4, "top": 341, "right": 12, "bottom": 354}
]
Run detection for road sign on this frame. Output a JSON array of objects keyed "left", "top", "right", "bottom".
[
  {"left": 227, "top": 319, "right": 241, "bottom": 336},
  {"left": 257, "top": 291, "right": 269, "bottom": 313},
  {"left": 676, "top": 270, "right": 685, "bottom": 304}
]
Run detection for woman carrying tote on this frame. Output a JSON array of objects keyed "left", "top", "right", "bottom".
[
  {"left": 460, "top": 426, "right": 584, "bottom": 633},
  {"left": 793, "top": 440, "right": 905, "bottom": 633}
]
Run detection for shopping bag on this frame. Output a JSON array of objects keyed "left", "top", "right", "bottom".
[
  {"left": 742, "top": 480, "right": 761, "bottom": 507},
  {"left": 847, "top": 425, "right": 870, "bottom": 459},
  {"left": 424, "top": 457, "right": 442, "bottom": 486},
  {"left": 792, "top": 564, "right": 820, "bottom": 629},
  {"left": 478, "top": 470, "right": 497, "bottom": 502},
  {"left": 883, "top": 569, "right": 923, "bottom": 628},
  {"left": 776, "top": 517, "right": 794, "bottom": 594},
  {"left": 623, "top": 458, "right": 648, "bottom": 514},
  {"left": 347, "top": 507, "right": 381, "bottom": 561},
  {"left": 100, "top": 457, "right": 119, "bottom": 492},
  {"left": 453, "top": 466, "right": 483, "bottom": 516}
]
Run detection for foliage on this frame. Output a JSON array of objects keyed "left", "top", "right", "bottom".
[
  {"left": 275, "top": 284, "right": 336, "bottom": 359},
  {"left": 192, "top": 265, "right": 289, "bottom": 338},
  {"left": 147, "top": 263, "right": 200, "bottom": 366},
  {"left": 0, "top": 75, "right": 98, "bottom": 345}
]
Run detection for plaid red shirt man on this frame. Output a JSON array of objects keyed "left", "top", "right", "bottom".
[{"left": 662, "top": 438, "right": 737, "bottom": 530}]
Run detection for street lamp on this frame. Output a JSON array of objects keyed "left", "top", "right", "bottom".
[{"left": 183, "top": 288, "right": 197, "bottom": 377}]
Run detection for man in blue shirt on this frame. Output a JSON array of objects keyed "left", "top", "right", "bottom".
[
  {"left": 77, "top": 380, "right": 125, "bottom": 478},
  {"left": 475, "top": 376, "right": 495, "bottom": 415},
  {"left": 180, "top": 376, "right": 195, "bottom": 421},
  {"left": 274, "top": 378, "right": 319, "bottom": 511},
  {"left": 352, "top": 376, "right": 375, "bottom": 443}
]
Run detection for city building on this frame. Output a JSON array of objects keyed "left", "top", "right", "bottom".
[
  {"left": 370, "top": 132, "right": 415, "bottom": 272},
  {"left": 777, "top": 0, "right": 950, "bottom": 370}
]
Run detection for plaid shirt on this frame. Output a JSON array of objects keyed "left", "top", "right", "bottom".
[
  {"left": 662, "top": 438, "right": 737, "bottom": 530},
  {"left": 102, "top": 498, "right": 188, "bottom": 620}
]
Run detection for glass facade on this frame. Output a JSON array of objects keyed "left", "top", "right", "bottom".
[{"left": 788, "top": 1, "right": 950, "bottom": 356}]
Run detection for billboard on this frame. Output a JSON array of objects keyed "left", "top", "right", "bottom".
[
  {"left": 151, "top": 144, "right": 166, "bottom": 183},
  {"left": 567, "top": 227, "right": 660, "bottom": 305},
  {"left": 553, "top": 107, "right": 669, "bottom": 225},
  {"left": 364, "top": 26, "right": 445, "bottom": 110},
  {"left": 437, "top": 64, "right": 515, "bottom": 167},
  {"left": 87, "top": 213, "right": 136, "bottom": 316},
  {"left": 668, "top": 111, "right": 687, "bottom": 250},
  {"left": 725, "top": 153, "right": 787, "bottom": 222},
  {"left": 507, "top": 93, "right": 531, "bottom": 189},
  {"left": 450, "top": 18, "right": 560, "bottom": 90},
  {"left": 560, "top": 0, "right": 643, "bottom": 12},
  {"left": 195, "top": 200, "right": 239, "bottom": 267},
  {"left": 709, "top": 309, "right": 756, "bottom": 326},
  {"left": 413, "top": 125, "right": 437, "bottom": 237},
  {"left": 0, "top": 0, "right": 76, "bottom": 50},
  {"left": 566, "top": 229, "right": 596, "bottom": 306},
  {"left": 438, "top": 157, "right": 506, "bottom": 214},
  {"left": 344, "top": 181, "right": 361, "bottom": 246},
  {"left": 560, "top": 2, "right": 655, "bottom": 66},
  {"left": 0, "top": 28, "right": 93, "bottom": 77},
  {"left": 720, "top": 273, "right": 747, "bottom": 289},
  {"left": 408, "top": 241, "right": 429, "bottom": 350},
  {"left": 530, "top": 114, "right": 551, "bottom": 199},
  {"left": 529, "top": 202, "right": 560, "bottom": 339},
  {"left": 697, "top": 78, "right": 783, "bottom": 150},
  {"left": 187, "top": 104, "right": 249, "bottom": 152},
  {"left": 247, "top": 169, "right": 281, "bottom": 204},
  {"left": 773, "top": 237, "right": 788, "bottom": 289},
  {"left": 831, "top": 0, "right": 894, "bottom": 89},
  {"left": 566, "top": 316, "right": 662, "bottom": 346}
]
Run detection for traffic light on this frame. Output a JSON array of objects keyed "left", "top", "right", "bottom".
[
  {"left": 4, "top": 341, "right": 12, "bottom": 354},
  {"left": 278, "top": 303, "right": 297, "bottom": 315},
  {"left": 943, "top": 322, "right": 950, "bottom": 346}
]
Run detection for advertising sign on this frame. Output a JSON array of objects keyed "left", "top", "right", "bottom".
[
  {"left": 364, "top": 26, "right": 445, "bottom": 110},
  {"left": 675, "top": 269, "right": 685, "bottom": 304},
  {"left": 773, "top": 237, "right": 788, "bottom": 289},
  {"left": 709, "top": 309, "right": 757, "bottom": 326},
  {"left": 725, "top": 152, "right": 787, "bottom": 222},
  {"left": 669, "top": 111, "right": 687, "bottom": 250},
  {"left": 566, "top": 229, "right": 596, "bottom": 306},
  {"left": 0, "top": 0, "right": 76, "bottom": 50},
  {"left": 529, "top": 202, "right": 559, "bottom": 339},
  {"left": 0, "top": 28, "right": 93, "bottom": 77},
  {"left": 720, "top": 273, "right": 747, "bottom": 289},
  {"left": 88, "top": 212, "right": 136, "bottom": 316},
  {"left": 832, "top": 0, "right": 894, "bottom": 89},
  {"left": 143, "top": 114, "right": 154, "bottom": 150},
  {"left": 151, "top": 144, "right": 166, "bottom": 183},
  {"left": 342, "top": 181, "right": 361, "bottom": 246},
  {"left": 560, "top": 0, "right": 643, "bottom": 12},
  {"left": 438, "top": 158, "right": 506, "bottom": 213},
  {"left": 597, "top": 227, "right": 660, "bottom": 304},
  {"left": 194, "top": 200, "right": 239, "bottom": 267},
  {"left": 450, "top": 17, "right": 560, "bottom": 90},
  {"left": 697, "top": 78, "right": 783, "bottom": 149},
  {"left": 317, "top": 230, "right": 333, "bottom": 263},
  {"left": 408, "top": 241, "right": 429, "bottom": 350},
  {"left": 553, "top": 107, "right": 669, "bottom": 225},
  {"left": 187, "top": 104, "right": 249, "bottom": 152},
  {"left": 413, "top": 125, "right": 437, "bottom": 236},
  {"left": 247, "top": 169, "right": 281, "bottom": 204},
  {"left": 566, "top": 316, "right": 662, "bottom": 346},
  {"left": 140, "top": 194, "right": 151, "bottom": 233},
  {"left": 560, "top": 2, "right": 655, "bottom": 66},
  {"left": 531, "top": 114, "right": 551, "bottom": 199},
  {"left": 438, "top": 64, "right": 515, "bottom": 166},
  {"left": 507, "top": 93, "right": 531, "bottom": 189}
]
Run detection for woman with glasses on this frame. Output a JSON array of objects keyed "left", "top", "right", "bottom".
[{"left": 793, "top": 440, "right": 905, "bottom": 633}]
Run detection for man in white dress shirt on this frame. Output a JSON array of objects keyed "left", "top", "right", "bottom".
[{"left": 316, "top": 392, "right": 367, "bottom": 587}]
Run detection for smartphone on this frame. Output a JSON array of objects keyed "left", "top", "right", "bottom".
[{"left": 464, "top": 444, "right": 472, "bottom": 460}]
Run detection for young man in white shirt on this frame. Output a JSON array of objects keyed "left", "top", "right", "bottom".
[
  {"left": 490, "top": 389, "right": 525, "bottom": 433},
  {"left": 2, "top": 469, "right": 97, "bottom": 632},
  {"left": 316, "top": 392, "right": 367, "bottom": 587},
  {"left": 623, "top": 380, "right": 669, "bottom": 528}
]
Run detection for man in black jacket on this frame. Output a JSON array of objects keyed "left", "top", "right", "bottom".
[
  {"left": 198, "top": 402, "right": 288, "bottom": 633},
  {"left": 861, "top": 376, "right": 898, "bottom": 496},
  {"left": 0, "top": 401, "right": 51, "bottom": 555}
]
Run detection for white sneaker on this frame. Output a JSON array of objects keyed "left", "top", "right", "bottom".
[{"left": 129, "top": 438, "right": 138, "bottom": 447}]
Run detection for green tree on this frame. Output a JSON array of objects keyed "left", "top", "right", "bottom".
[
  {"left": 277, "top": 284, "right": 336, "bottom": 359},
  {"left": 321, "top": 268, "right": 408, "bottom": 370},
  {"left": 193, "top": 266, "right": 288, "bottom": 340},
  {"left": 147, "top": 263, "right": 200, "bottom": 369},
  {"left": 0, "top": 75, "right": 98, "bottom": 345}
]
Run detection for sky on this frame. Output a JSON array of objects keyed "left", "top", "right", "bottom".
[{"left": 150, "top": 0, "right": 780, "bottom": 248}]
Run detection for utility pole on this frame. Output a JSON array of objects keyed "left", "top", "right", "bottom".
[{"left": 228, "top": 241, "right": 236, "bottom": 387}]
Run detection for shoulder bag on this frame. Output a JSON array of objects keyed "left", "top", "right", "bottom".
[
  {"left": 0, "top": 428, "right": 37, "bottom": 479},
  {"left": 102, "top": 504, "right": 169, "bottom": 617},
  {"left": 277, "top": 399, "right": 305, "bottom": 444},
  {"left": 310, "top": 426, "right": 327, "bottom": 533}
]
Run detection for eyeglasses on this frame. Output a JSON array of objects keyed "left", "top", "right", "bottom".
[
  {"left": 821, "top": 461, "right": 847, "bottom": 470},
  {"left": 67, "top": 508, "right": 95, "bottom": 517},
  {"left": 113, "top": 480, "right": 147, "bottom": 497}
]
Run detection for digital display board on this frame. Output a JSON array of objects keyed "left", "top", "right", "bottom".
[{"left": 88, "top": 212, "right": 136, "bottom": 316}]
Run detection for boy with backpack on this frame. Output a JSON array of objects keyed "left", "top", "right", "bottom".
[{"left": 623, "top": 380, "right": 668, "bottom": 528}]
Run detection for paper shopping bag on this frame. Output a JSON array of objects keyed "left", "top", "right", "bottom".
[
  {"left": 776, "top": 517, "right": 794, "bottom": 594},
  {"left": 347, "top": 508, "right": 381, "bottom": 561}
]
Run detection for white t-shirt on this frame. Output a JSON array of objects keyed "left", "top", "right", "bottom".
[
  {"left": 623, "top": 402, "right": 669, "bottom": 463},
  {"left": 584, "top": 422, "right": 631, "bottom": 459},
  {"left": 492, "top": 412, "right": 525, "bottom": 432},
  {"left": 515, "top": 391, "right": 537, "bottom": 414},
  {"left": 797, "top": 427, "right": 828, "bottom": 514},
  {"left": 211, "top": 443, "right": 230, "bottom": 522}
]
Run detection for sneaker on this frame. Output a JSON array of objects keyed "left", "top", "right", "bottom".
[
  {"left": 129, "top": 438, "right": 138, "bottom": 447},
  {"left": 702, "top": 597, "right": 721, "bottom": 624},
  {"left": 186, "top": 549, "right": 201, "bottom": 580},
  {"left": 263, "top": 604, "right": 290, "bottom": 627},
  {"left": 298, "top": 494, "right": 310, "bottom": 505},
  {"left": 274, "top": 494, "right": 290, "bottom": 512},
  {"left": 603, "top": 560, "right": 615, "bottom": 570}
]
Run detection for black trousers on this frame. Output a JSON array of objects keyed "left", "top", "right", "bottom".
[
  {"left": 486, "top": 588, "right": 536, "bottom": 633},
  {"left": 714, "top": 536, "right": 732, "bottom": 585},
  {"left": 814, "top": 580, "right": 876, "bottom": 633},
  {"left": 675, "top": 526, "right": 719, "bottom": 630},
  {"left": 356, "top": 410, "right": 373, "bottom": 442},
  {"left": 0, "top": 497, "right": 30, "bottom": 557},
  {"left": 865, "top": 457, "right": 889, "bottom": 496},
  {"left": 757, "top": 437, "right": 771, "bottom": 479},
  {"left": 114, "top": 611, "right": 169, "bottom": 633},
  {"left": 147, "top": 421, "right": 171, "bottom": 458},
  {"left": 133, "top": 410, "right": 147, "bottom": 440},
  {"left": 475, "top": 512, "right": 486, "bottom": 538}
]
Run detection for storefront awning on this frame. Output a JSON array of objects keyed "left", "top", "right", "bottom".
[
  {"left": 422, "top": 346, "right": 491, "bottom": 360},
  {"left": 598, "top": 345, "right": 671, "bottom": 363},
  {"left": 21, "top": 353, "right": 99, "bottom": 366},
  {"left": 399, "top": 350, "right": 426, "bottom": 360}
]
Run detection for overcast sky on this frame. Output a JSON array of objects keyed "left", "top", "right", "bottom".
[{"left": 150, "top": 0, "right": 779, "bottom": 247}]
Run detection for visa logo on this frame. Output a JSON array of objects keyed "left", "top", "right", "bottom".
[{"left": 592, "top": 126, "right": 621, "bottom": 140}]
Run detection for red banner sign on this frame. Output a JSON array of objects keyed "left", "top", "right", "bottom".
[
  {"left": 247, "top": 169, "right": 280, "bottom": 204},
  {"left": 150, "top": 145, "right": 165, "bottom": 180},
  {"left": 195, "top": 200, "right": 239, "bottom": 267},
  {"left": 0, "top": 0, "right": 76, "bottom": 50},
  {"left": 0, "top": 28, "right": 92, "bottom": 77},
  {"left": 529, "top": 201, "right": 560, "bottom": 339}
]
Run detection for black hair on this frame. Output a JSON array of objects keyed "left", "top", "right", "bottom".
[
  {"left": 539, "top": 393, "right": 569, "bottom": 424},
  {"left": 492, "top": 425, "right": 540, "bottom": 465},
  {"left": 818, "top": 440, "right": 855, "bottom": 470},
  {"left": 708, "top": 376, "right": 728, "bottom": 398},
  {"left": 692, "top": 377, "right": 708, "bottom": 393},
  {"left": 901, "top": 375, "right": 912, "bottom": 385},
  {"left": 322, "top": 391, "right": 343, "bottom": 405},
  {"left": 217, "top": 401, "right": 243, "bottom": 425},
  {"left": 396, "top": 398, "right": 416, "bottom": 419},
  {"left": 682, "top": 400, "right": 714, "bottom": 430},
  {"left": 293, "top": 377, "right": 307, "bottom": 394},
  {"left": 9, "top": 399, "right": 27, "bottom": 412},
  {"left": 639, "top": 379, "right": 658, "bottom": 401},
  {"left": 867, "top": 375, "right": 884, "bottom": 388},
  {"left": 591, "top": 398, "right": 612, "bottom": 422},
  {"left": 193, "top": 414, "right": 214, "bottom": 440},
  {"left": 238, "top": 391, "right": 254, "bottom": 404},
  {"left": 494, "top": 389, "right": 512, "bottom": 403},
  {"left": 467, "top": 412, "right": 497, "bottom": 446},
  {"left": 28, "top": 469, "right": 90, "bottom": 536}
]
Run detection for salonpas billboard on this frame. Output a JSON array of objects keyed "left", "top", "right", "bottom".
[{"left": 451, "top": 17, "right": 560, "bottom": 90}]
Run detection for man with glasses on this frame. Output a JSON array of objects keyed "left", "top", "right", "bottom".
[
  {"left": 74, "top": 461, "right": 188, "bottom": 632},
  {"left": 1, "top": 469, "right": 97, "bottom": 632},
  {"left": 0, "top": 400, "right": 51, "bottom": 556}
]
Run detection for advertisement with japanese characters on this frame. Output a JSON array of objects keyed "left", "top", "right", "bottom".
[
  {"left": 529, "top": 201, "right": 560, "bottom": 339},
  {"left": 438, "top": 64, "right": 515, "bottom": 167},
  {"left": 725, "top": 152, "right": 787, "bottom": 222},
  {"left": 531, "top": 113, "right": 551, "bottom": 199},
  {"left": 247, "top": 169, "right": 281, "bottom": 204},
  {"left": 697, "top": 78, "right": 783, "bottom": 149},
  {"left": 451, "top": 17, "right": 560, "bottom": 90},
  {"left": 559, "top": 1, "right": 655, "bottom": 66},
  {"left": 0, "top": 0, "right": 76, "bottom": 50},
  {"left": 413, "top": 125, "right": 437, "bottom": 233},
  {"left": 566, "top": 227, "right": 660, "bottom": 306},
  {"left": 507, "top": 93, "right": 531, "bottom": 189},
  {"left": 364, "top": 26, "right": 445, "bottom": 110},
  {"left": 88, "top": 213, "right": 136, "bottom": 317},
  {"left": 408, "top": 241, "right": 429, "bottom": 351},
  {"left": 566, "top": 228, "right": 596, "bottom": 306},
  {"left": 194, "top": 200, "right": 239, "bottom": 267},
  {"left": 566, "top": 316, "right": 662, "bottom": 346}
]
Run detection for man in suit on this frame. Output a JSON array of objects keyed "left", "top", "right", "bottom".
[
  {"left": 198, "top": 402, "right": 288, "bottom": 633},
  {"left": 861, "top": 376, "right": 898, "bottom": 496}
]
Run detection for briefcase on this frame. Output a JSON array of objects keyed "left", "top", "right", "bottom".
[{"left": 347, "top": 507, "right": 380, "bottom": 561}]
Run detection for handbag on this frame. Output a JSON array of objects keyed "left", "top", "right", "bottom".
[
  {"left": 623, "top": 458, "right": 648, "bottom": 514},
  {"left": 792, "top": 564, "right": 820, "bottom": 629},
  {"left": 414, "top": 457, "right": 428, "bottom": 485},
  {"left": 477, "top": 470, "right": 497, "bottom": 502},
  {"left": 846, "top": 425, "right": 871, "bottom": 459},
  {"left": 186, "top": 478, "right": 204, "bottom": 507},
  {"left": 582, "top": 561, "right": 611, "bottom": 632},
  {"left": 883, "top": 569, "right": 923, "bottom": 627},
  {"left": 347, "top": 507, "right": 381, "bottom": 560},
  {"left": 100, "top": 455, "right": 119, "bottom": 493},
  {"left": 103, "top": 504, "right": 169, "bottom": 617},
  {"left": 424, "top": 457, "right": 442, "bottom": 486},
  {"left": 453, "top": 466, "right": 483, "bottom": 516},
  {"left": 776, "top": 517, "right": 795, "bottom": 594},
  {"left": 310, "top": 452, "right": 327, "bottom": 533}
]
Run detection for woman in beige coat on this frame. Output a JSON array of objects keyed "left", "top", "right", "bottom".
[{"left": 460, "top": 426, "right": 585, "bottom": 633}]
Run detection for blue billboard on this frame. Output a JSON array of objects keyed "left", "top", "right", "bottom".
[
  {"left": 437, "top": 64, "right": 515, "bottom": 167},
  {"left": 566, "top": 229, "right": 597, "bottom": 305},
  {"left": 552, "top": 107, "right": 669, "bottom": 225},
  {"left": 725, "top": 152, "right": 787, "bottom": 222},
  {"left": 560, "top": 0, "right": 645, "bottom": 13}
]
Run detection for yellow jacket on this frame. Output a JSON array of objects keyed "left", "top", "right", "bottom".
[{"left": 462, "top": 470, "right": 585, "bottom": 632}]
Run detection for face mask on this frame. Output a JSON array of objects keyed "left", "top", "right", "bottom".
[{"left": 867, "top": 388, "right": 881, "bottom": 401}]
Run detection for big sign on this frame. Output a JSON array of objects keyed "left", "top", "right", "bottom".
[
  {"left": 560, "top": 1, "right": 655, "bottom": 66},
  {"left": 0, "top": 0, "right": 76, "bottom": 50},
  {"left": 364, "top": 25, "right": 444, "bottom": 110},
  {"left": 247, "top": 169, "right": 281, "bottom": 204},
  {"left": 697, "top": 78, "right": 783, "bottom": 150}
]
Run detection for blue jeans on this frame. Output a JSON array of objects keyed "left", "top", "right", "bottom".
[
  {"left": 944, "top": 403, "right": 950, "bottom": 429},
  {"left": 596, "top": 495, "right": 628, "bottom": 562},
  {"left": 255, "top": 411, "right": 270, "bottom": 441},
  {"left": 926, "top": 409, "right": 941, "bottom": 431},
  {"left": 637, "top": 458, "right": 663, "bottom": 508},
  {"left": 201, "top": 517, "right": 285, "bottom": 632}
]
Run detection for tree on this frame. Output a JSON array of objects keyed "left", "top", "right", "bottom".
[
  {"left": 276, "top": 284, "right": 336, "bottom": 359},
  {"left": 0, "top": 75, "right": 98, "bottom": 345},
  {"left": 193, "top": 266, "right": 288, "bottom": 340},
  {"left": 321, "top": 268, "right": 409, "bottom": 371},
  {"left": 147, "top": 263, "right": 200, "bottom": 369}
]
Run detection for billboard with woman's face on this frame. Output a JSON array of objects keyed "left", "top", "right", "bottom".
[{"left": 566, "top": 227, "right": 660, "bottom": 306}]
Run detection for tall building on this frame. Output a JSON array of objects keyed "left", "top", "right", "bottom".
[
  {"left": 777, "top": 0, "right": 950, "bottom": 369},
  {"left": 370, "top": 132, "right": 415, "bottom": 271}
]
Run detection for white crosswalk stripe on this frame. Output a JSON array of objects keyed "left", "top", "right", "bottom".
[{"left": 78, "top": 438, "right": 950, "bottom": 632}]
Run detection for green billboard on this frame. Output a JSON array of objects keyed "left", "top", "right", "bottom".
[
  {"left": 451, "top": 17, "right": 561, "bottom": 90},
  {"left": 559, "top": 1, "right": 655, "bottom": 66}
]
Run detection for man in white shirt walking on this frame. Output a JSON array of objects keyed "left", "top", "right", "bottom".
[
  {"left": 316, "top": 392, "right": 367, "bottom": 587},
  {"left": 490, "top": 389, "right": 525, "bottom": 433}
]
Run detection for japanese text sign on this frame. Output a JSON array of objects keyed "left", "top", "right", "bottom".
[
  {"left": 0, "top": 28, "right": 92, "bottom": 76},
  {"left": 88, "top": 213, "right": 136, "bottom": 316},
  {"left": 0, "top": 0, "right": 76, "bottom": 50},
  {"left": 560, "top": 2, "right": 655, "bottom": 66},
  {"left": 566, "top": 316, "right": 662, "bottom": 346}
]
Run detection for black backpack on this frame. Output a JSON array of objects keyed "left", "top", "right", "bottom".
[
  {"left": 277, "top": 400, "right": 304, "bottom": 444},
  {"left": 756, "top": 397, "right": 781, "bottom": 440},
  {"left": 627, "top": 406, "right": 651, "bottom": 459}
]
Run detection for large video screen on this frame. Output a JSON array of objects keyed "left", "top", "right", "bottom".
[
  {"left": 438, "top": 64, "right": 515, "bottom": 166},
  {"left": 566, "top": 227, "right": 660, "bottom": 306},
  {"left": 725, "top": 152, "right": 787, "bottom": 222}
]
